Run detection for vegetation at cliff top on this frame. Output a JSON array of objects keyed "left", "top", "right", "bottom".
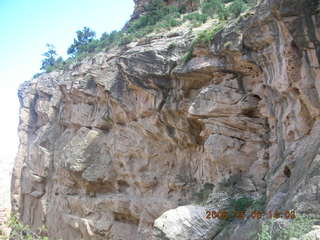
[
  {"left": 182, "top": 21, "right": 226, "bottom": 63},
  {"left": 35, "top": 0, "right": 256, "bottom": 77}
]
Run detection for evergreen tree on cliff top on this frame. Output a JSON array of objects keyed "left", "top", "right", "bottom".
[
  {"left": 67, "top": 27, "right": 96, "bottom": 56},
  {"left": 40, "top": 44, "right": 57, "bottom": 71}
]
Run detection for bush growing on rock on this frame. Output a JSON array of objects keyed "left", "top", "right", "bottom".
[
  {"left": 40, "top": 44, "right": 61, "bottom": 72},
  {"left": 228, "top": 0, "right": 248, "bottom": 17},
  {"left": 127, "top": 0, "right": 182, "bottom": 33},
  {"left": 6, "top": 214, "right": 50, "bottom": 240},
  {"left": 202, "top": 0, "right": 229, "bottom": 19},
  {"left": 183, "top": 12, "right": 209, "bottom": 23},
  {"left": 67, "top": 27, "right": 96, "bottom": 56},
  {"left": 258, "top": 214, "right": 315, "bottom": 240},
  {"left": 229, "top": 196, "right": 254, "bottom": 212},
  {"left": 192, "top": 183, "right": 214, "bottom": 204}
]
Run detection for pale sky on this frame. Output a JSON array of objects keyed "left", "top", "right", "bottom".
[{"left": 0, "top": 0, "right": 134, "bottom": 207}]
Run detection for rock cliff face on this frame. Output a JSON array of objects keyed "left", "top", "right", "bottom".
[{"left": 11, "top": 0, "right": 320, "bottom": 239}]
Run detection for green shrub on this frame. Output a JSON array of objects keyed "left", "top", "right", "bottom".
[
  {"left": 258, "top": 214, "right": 315, "bottom": 240},
  {"left": 228, "top": 0, "right": 248, "bottom": 18},
  {"left": 229, "top": 196, "right": 254, "bottom": 212},
  {"left": 201, "top": 0, "right": 229, "bottom": 20},
  {"left": 127, "top": 0, "right": 181, "bottom": 33},
  {"left": 182, "top": 21, "right": 225, "bottom": 64},
  {"left": 279, "top": 214, "right": 314, "bottom": 239},
  {"left": 178, "top": 4, "right": 187, "bottom": 14},
  {"left": 36, "top": 0, "right": 255, "bottom": 75},
  {"left": 167, "top": 17, "right": 183, "bottom": 27},
  {"left": 218, "top": 5, "right": 230, "bottom": 20},
  {"left": 100, "top": 30, "right": 123, "bottom": 47},
  {"left": 168, "top": 42, "right": 177, "bottom": 50},
  {"left": 182, "top": 47, "right": 194, "bottom": 64},
  {"left": 40, "top": 44, "right": 66, "bottom": 73},
  {"left": 192, "top": 183, "right": 214, "bottom": 204},
  {"left": 201, "top": 0, "right": 222, "bottom": 16},
  {"left": 183, "top": 12, "right": 208, "bottom": 23},
  {"left": 132, "top": 26, "right": 154, "bottom": 38},
  {"left": 154, "top": 15, "right": 183, "bottom": 30},
  {"left": 7, "top": 214, "right": 49, "bottom": 240},
  {"left": 201, "top": 0, "right": 250, "bottom": 20},
  {"left": 228, "top": 196, "right": 266, "bottom": 219},
  {"left": 251, "top": 196, "right": 266, "bottom": 211},
  {"left": 67, "top": 27, "right": 96, "bottom": 56},
  {"left": 258, "top": 218, "right": 275, "bottom": 240},
  {"left": 119, "top": 34, "right": 134, "bottom": 45},
  {"left": 194, "top": 21, "right": 225, "bottom": 46},
  {"left": 32, "top": 72, "right": 43, "bottom": 79}
]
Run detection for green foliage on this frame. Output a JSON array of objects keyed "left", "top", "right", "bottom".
[
  {"left": 228, "top": 195, "right": 266, "bottom": 219},
  {"left": 194, "top": 21, "right": 225, "bottom": 46},
  {"left": 258, "top": 215, "right": 315, "bottom": 240},
  {"left": 229, "top": 196, "right": 254, "bottom": 212},
  {"left": 118, "top": 34, "right": 135, "bottom": 46},
  {"left": 183, "top": 12, "right": 208, "bottom": 23},
  {"left": 40, "top": 44, "right": 57, "bottom": 71},
  {"left": 32, "top": 72, "right": 43, "bottom": 79},
  {"left": 201, "top": 0, "right": 229, "bottom": 20},
  {"left": 59, "top": 0, "right": 183, "bottom": 62},
  {"left": 168, "top": 42, "right": 177, "bottom": 50},
  {"left": 176, "top": 0, "right": 201, "bottom": 12},
  {"left": 38, "top": 44, "right": 66, "bottom": 74},
  {"left": 152, "top": 15, "right": 183, "bottom": 30},
  {"left": 192, "top": 183, "right": 214, "bottom": 204},
  {"left": 182, "top": 47, "right": 194, "bottom": 64},
  {"left": 127, "top": 0, "right": 181, "bottom": 33},
  {"left": 6, "top": 214, "right": 50, "bottom": 240},
  {"left": 96, "top": 30, "right": 123, "bottom": 50},
  {"left": 228, "top": 0, "right": 248, "bottom": 18},
  {"left": 37, "top": 29, "right": 125, "bottom": 73},
  {"left": 201, "top": 0, "right": 249, "bottom": 20},
  {"left": 257, "top": 218, "right": 275, "bottom": 240},
  {"left": 251, "top": 196, "right": 266, "bottom": 211},
  {"left": 279, "top": 215, "right": 314, "bottom": 240},
  {"left": 181, "top": 21, "right": 225, "bottom": 64},
  {"left": 67, "top": 27, "right": 96, "bottom": 56},
  {"left": 35, "top": 0, "right": 255, "bottom": 75}
]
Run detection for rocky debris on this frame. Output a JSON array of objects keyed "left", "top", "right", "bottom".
[
  {"left": 154, "top": 191, "right": 232, "bottom": 240},
  {"left": 154, "top": 205, "right": 223, "bottom": 240},
  {"left": 11, "top": 0, "right": 320, "bottom": 239}
]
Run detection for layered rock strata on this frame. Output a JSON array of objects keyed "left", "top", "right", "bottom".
[{"left": 12, "top": 0, "right": 320, "bottom": 239}]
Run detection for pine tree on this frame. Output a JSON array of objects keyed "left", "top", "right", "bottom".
[{"left": 40, "top": 44, "right": 57, "bottom": 71}]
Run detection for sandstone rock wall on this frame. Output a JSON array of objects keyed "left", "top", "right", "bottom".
[{"left": 11, "top": 0, "right": 320, "bottom": 239}]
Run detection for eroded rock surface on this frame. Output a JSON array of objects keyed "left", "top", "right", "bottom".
[{"left": 11, "top": 0, "right": 320, "bottom": 239}]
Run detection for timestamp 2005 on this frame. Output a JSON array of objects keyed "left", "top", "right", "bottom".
[{"left": 205, "top": 210, "right": 296, "bottom": 220}]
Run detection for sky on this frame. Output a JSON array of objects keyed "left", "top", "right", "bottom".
[{"left": 0, "top": 0, "right": 134, "bottom": 207}]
